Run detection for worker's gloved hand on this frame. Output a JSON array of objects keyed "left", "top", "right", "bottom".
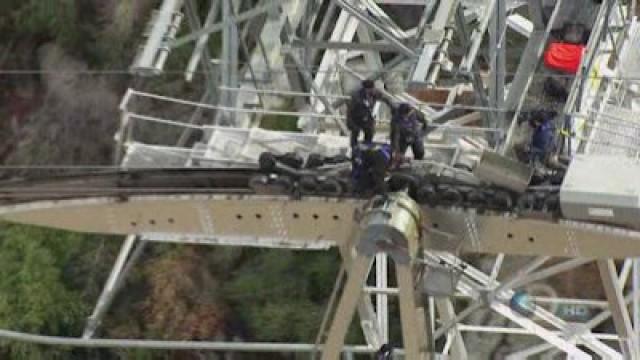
[
  {"left": 391, "top": 151, "right": 409, "bottom": 169},
  {"left": 391, "top": 152, "right": 402, "bottom": 168}
]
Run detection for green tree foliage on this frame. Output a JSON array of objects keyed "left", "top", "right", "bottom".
[
  {"left": 224, "top": 250, "right": 345, "bottom": 342},
  {"left": 260, "top": 99, "right": 301, "bottom": 132},
  {"left": 0, "top": 224, "right": 100, "bottom": 359},
  {"left": 260, "top": 114, "right": 300, "bottom": 132},
  {"left": 94, "top": 0, "right": 155, "bottom": 69},
  {"left": 0, "top": 0, "right": 79, "bottom": 49}
]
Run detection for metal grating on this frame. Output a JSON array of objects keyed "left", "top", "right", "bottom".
[{"left": 584, "top": 104, "right": 640, "bottom": 158}]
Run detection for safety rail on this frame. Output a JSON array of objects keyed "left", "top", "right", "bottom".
[
  {"left": 115, "top": 88, "right": 506, "bottom": 168},
  {"left": 563, "top": 1, "right": 638, "bottom": 157},
  {"left": 115, "top": 88, "right": 351, "bottom": 166},
  {"left": 578, "top": 18, "right": 640, "bottom": 158},
  {"left": 117, "top": 119, "right": 351, "bottom": 168}
]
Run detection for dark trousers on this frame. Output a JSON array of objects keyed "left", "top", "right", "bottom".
[
  {"left": 354, "top": 150, "right": 387, "bottom": 195},
  {"left": 398, "top": 137, "right": 425, "bottom": 160},
  {"left": 349, "top": 120, "right": 374, "bottom": 148}
]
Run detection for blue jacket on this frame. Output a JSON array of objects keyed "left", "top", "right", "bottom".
[
  {"left": 352, "top": 143, "right": 392, "bottom": 178},
  {"left": 391, "top": 110, "right": 429, "bottom": 150},
  {"left": 531, "top": 120, "right": 555, "bottom": 152},
  {"left": 529, "top": 120, "right": 556, "bottom": 164}
]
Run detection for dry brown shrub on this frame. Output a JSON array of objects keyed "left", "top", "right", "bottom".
[{"left": 142, "top": 248, "right": 228, "bottom": 341}]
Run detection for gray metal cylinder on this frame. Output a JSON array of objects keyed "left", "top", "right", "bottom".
[{"left": 356, "top": 192, "right": 423, "bottom": 264}]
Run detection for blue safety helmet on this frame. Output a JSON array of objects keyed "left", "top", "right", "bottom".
[{"left": 362, "top": 142, "right": 392, "bottom": 163}]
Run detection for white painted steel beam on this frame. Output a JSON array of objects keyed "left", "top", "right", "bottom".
[
  {"left": 506, "top": 342, "right": 556, "bottom": 360},
  {"left": 83, "top": 235, "right": 139, "bottom": 339},
  {"left": 184, "top": 0, "right": 219, "bottom": 82},
  {"left": 360, "top": 0, "right": 409, "bottom": 39},
  {"left": 357, "top": 24, "right": 384, "bottom": 73},
  {"left": 132, "top": 0, "right": 185, "bottom": 75},
  {"left": 433, "top": 253, "right": 623, "bottom": 359},
  {"left": 321, "top": 254, "right": 374, "bottom": 360},
  {"left": 453, "top": 5, "right": 491, "bottom": 125},
  {"left": 289, "top": 39, "right": 399, "bottom": 52},
  {"left": 457, "top": 325, "right": 618, "bottom": 340},
  {"left": 171, "top": 1, "right": 282, "bottom": 48},
  {"left": 286, "top": 53, "right": 349, "bottom": 134},
  {"left": 410, "top": 0, "right": 458, "bottom": 84},
  {"left": 597, "top": 259, "right": 639, "bottom": 358},
  {"left": 375, "top": 254, "right": 389, "bottom": 343},
  {"left": 456, "top": 281, "right": 591, "bottom": 359},
  {"left": 459, "top": 0, "right": 496, "bottom": 72},
  {"left": 495, "top": 256, "right": 550, "bottom": 293},
  {"left": 333, "top": 0, "right": 416, "bottom": 57},
  {"left": 488, "top": 0, "right": 506, "bottom": 128},
  {"left": 218, "top": 0, "right": 240, "bottom": 125},
  {"left": 506, "top": 13, "right": 533, "bottom": 37},
  {"left": 509, "top": 258, "right": 593, "bottom": 289},
  {"left": 435, "top": 298, "right": 468, "bottom": 359},
  {"left": 302, "top": 9, "right": 359, "bottom": 133},
  {"left": 619, "top": 259, "right": 634, "bottom": 286},
  {"left": 396, "top": 264, "right": 431, "bottom": 359},
  {"left": 337, "top": 243, "right": 384, "bottom": 350},
  {"left": 489, "top": 254, "right": 505, "bottom": 283}
]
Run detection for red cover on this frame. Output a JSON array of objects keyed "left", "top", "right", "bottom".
[{"left": 543, "top": 42, "right": 585, "bottom": 74}]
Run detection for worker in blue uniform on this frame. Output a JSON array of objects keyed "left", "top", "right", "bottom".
[
  {"left": 390, "top": 103, "right": 430, "bottom": 164},
  {"left": 528, "top": 110, "right": 557, "bottom": 165},
  {"left": 347, "top": 80, "right": 394, "bottom": 148},
  {"left": 351, "top": 142, "right": 392, "bottom": 195}
]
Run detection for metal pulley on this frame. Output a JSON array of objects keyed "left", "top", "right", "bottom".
[{"left": 356, "top": 191, "right": 423, "bottom": 265}]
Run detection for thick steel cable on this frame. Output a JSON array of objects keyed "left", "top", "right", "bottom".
[{"left": 0, "top": 328, "right": 379, "bottom": 353}]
